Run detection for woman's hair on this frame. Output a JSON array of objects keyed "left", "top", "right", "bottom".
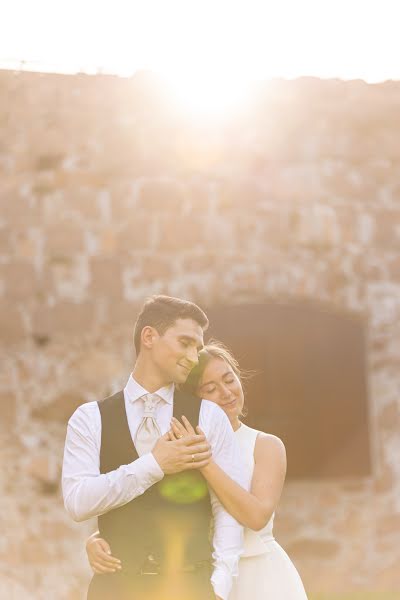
[{"left": 183, "top": 339, "right": 247, "bottom": 395}]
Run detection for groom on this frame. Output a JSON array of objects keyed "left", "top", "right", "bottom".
[{"left": 62, "top": 295, "right": 245, "bottom": 600}]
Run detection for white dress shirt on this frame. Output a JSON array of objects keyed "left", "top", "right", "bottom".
[{"left": 62, "top": 374, "right": 246, "bottom": 600}]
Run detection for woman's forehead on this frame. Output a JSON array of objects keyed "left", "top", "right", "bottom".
[{"left": 201, "top": 356, "right": 231, "bottom": 380}]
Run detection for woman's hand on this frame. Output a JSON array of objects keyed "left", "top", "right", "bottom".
[
  {"left": 168, "top": 416, "right": 213, "bottom": 469},
  {"left": 169, "top": 415, "right": 206, "bottom": 442},
  {"left": 86, "top": 535, "right": 122, "bottom": 574},
  {"left": 168, "top": 415, "right": 196, "bottom": 440}
]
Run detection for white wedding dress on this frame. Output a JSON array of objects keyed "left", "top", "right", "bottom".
[{"left": 229, "top": 423, "right": 308, "bottom": 600}]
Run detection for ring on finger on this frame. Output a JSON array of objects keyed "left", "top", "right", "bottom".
[{"left": 191, "top": 454, "right": 195, "bottom": 462}]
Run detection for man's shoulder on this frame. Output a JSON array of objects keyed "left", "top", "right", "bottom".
[{"left": 68, "top": 400, "right": 100, "bottom": 428}]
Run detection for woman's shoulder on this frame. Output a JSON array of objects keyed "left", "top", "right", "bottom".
[{"left": 254, "top": 431, "right": 286, "bottom": 461}]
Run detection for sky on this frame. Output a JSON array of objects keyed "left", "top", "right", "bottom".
[
  {"left": 0, "top": 0, "right": 399, "bottom": 113},
  {"left": 1, "top": 0, "right": 399, "bottom": 80}
]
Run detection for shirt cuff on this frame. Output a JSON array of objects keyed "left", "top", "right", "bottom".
[
  {"left": 128, "top": 452, "right": 164, "bottom": 494},
  {"left": 211, "top": 556, "right": 239, "bottom": 600}
]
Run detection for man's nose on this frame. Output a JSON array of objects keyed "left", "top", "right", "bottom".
[{"left": 187, "top": 347, "right": 199, "bottom": 366}]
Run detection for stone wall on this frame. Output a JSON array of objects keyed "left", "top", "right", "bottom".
[{"left": 1, "top": 69, "right": 400, "bottom": 598}]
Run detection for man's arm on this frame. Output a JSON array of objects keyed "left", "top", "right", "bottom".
[
  {"left": 62, "top": 402, "right": 212, "bottom": 522},
  {"left": 62, "top": 402, "right": 164, "bottom": 521},
  {"left": 199, "top": 401, "right": 247, "bottom": 600}
]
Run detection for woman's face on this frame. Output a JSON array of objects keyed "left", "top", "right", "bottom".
[{"left": 196, "top": 357, "right": 244, "bottom": 423}]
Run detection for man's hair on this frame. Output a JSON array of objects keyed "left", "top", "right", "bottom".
[{"left": 133, "top": 295, "right": 209, "bottom": 355}]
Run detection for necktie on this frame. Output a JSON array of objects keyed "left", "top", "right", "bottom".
[{"left": 134, "top": 393, "right": 162, "bottom": 456}]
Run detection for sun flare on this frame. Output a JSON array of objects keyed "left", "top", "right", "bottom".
[
  {"left": 160, "top": 69, "right": 252, "bottom": 117},
  {"left": 1, "top": 0, "right": 400, "bottom": 115}
]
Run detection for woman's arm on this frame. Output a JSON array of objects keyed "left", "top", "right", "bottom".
[
  {"left": 170, "top": 417, "right": 286, "bottom": 531},
  {"left": 86, "top": 532, "right": 122, "bottom": 574},
  {"left": 201, "top": 433, "right": 286, "bottom": 531}
]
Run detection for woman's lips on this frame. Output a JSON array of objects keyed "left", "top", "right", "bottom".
[{"left": 222, "top": 397, "right": 236, "bottom": 408}]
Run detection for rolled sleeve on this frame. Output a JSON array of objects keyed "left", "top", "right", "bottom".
[
  {"left": 210, "top": 523, "right": 241, "bottom": 599},
  {"left": 199, "top": 401, "right": 247, "bottom": 600}
]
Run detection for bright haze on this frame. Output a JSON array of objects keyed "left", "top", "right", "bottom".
[{"left": 1, "top": 0, "right": 399, "bottom": 115}]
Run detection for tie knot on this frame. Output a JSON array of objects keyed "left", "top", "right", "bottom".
[{"left": 142, "top": 393, "right": 160, "bottom": 415}]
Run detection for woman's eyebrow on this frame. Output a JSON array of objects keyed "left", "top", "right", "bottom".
[
  {"left": 200, "top": 371, "right": 232, "bottom": 388},
  {"left": 200, "top": 380, "right": 215, "bottom": 388}
]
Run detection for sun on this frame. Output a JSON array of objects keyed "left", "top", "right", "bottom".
[{"left": 159, "top": 68, "right": 251, "bottom": 118}]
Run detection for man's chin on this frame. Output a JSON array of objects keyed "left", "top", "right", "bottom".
[{"left": 175, "top": 369, "right": 190, "bottom": 384}]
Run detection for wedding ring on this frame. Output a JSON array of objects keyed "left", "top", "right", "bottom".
[
  {"left": 191, "top": 454, "right": 195, "bottom": 462},
  {"left": 177, "top": 434, "right": 183, "bottom": 439}
]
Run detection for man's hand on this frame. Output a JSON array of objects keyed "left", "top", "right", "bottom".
[{"left": 152, "top": 431, "right": 211, "bottom": 474}]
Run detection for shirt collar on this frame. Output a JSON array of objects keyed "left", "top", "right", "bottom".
[{"left": 124, "top": 373, "right": 174, "bottom": 405}]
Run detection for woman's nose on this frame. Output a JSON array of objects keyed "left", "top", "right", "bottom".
[{"left": 220, "top": 385, "right": 230, "bottom": 398}]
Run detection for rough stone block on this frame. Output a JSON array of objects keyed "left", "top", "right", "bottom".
[
  {"left": 32, "top": 301, "right": 97, "bottom": 340},
  {"left": 25, "top": 452, "right": 59, "bottom": 491},
  {"left": 1, "top": 260, "right": 38, "bottom": 299},
  {"left": 12, "top": 228, "right": 40, "bottom": 260},
  {"left": 138, "top": 180, "right": 186, "bottom": 212},
  {"left": 376, "top": 513, "right": 400, "bottom": 537},
  {"left": 286, "top": 538, "right": 339, "bottom": 559},
  {"left": 139, "top": 255, "right": 175, "bottom": 280},
  {"left": 0, "top": 226, "right": 11, "bottom": 256},
  {"left": 45, "top": 221, "right": 85, "bottom": 256},
  {"left": 181, "top": 252, "right": 219, "bottom": 273},
  {"left": 89, "top": 257, "right": 123, "bottom": 298},
  {"left": 1, "top": 187, "right": 42, "bottom": 226},
  {"left": 389, "top": 256, "right": 400, "bottom": 281},
  {"left": 116, "top": 217, "right": 156, "bottom": 252},
  {"left": 0, "top": 301, "right": 25, "bottom": 344},
  {"left": 157, "top": 216, "right": 205, "bottom": 251},
  {"left": 0, "top": 392, "right": 17, "bottom": 429},
  {"left": 216, "top": 181, "right": 265, "bottom": 212},
  {"left": 64, "top": 188, "right": 101, "bottom": 220},
  {"left": 374, "top": 211, "right": 400, "bottom": 247},
  {"left": 378, "top": 400, "right": 400, "bottom": 432},
  {"left": 375, "top": 557, "right": 400, "bottom": 589},
  {"left": 97, "top": 298, "right": 139, "bottom": 334},
  {"left": 75, "top": 349, "right": 123, "bottom": 388},
  {"left": 374, "top": 461, "right": 395, "bottom": 494},
  {"left": 32, "top": 390, "right": 84, "bottom": 423}
]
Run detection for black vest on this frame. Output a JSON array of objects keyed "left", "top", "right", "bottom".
[{"left": 97, "top": 389, "right": 212, "bottom": 573}]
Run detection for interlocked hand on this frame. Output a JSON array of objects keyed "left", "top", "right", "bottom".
[{"left": 152, "top": 423, "right": 211, "bottom": 474}]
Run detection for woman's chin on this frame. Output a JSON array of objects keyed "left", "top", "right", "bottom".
[{"left": 224, "top": 403, "right": 240, "bottom": 418}]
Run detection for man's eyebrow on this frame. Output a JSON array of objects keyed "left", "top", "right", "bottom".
[{"left": 179, "top": 335, "right": 203, "bottom": 349}]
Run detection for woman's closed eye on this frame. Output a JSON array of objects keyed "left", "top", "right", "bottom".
[{"left": 203, "top": 385, "right": 216, "bottom": 394}]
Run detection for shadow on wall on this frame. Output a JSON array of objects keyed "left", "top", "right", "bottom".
[{"left": 206, "top": 301, "right": 370, "bottom": 479}]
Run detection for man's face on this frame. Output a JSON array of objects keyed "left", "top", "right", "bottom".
[{"left": 150, "top": 318, "right": 204, "bottom": 385}]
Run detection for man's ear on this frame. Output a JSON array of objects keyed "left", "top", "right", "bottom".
[{"left": 141, "top": 326, "right": 158, "bottom": 349}]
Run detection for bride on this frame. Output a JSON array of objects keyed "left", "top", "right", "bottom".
[{"left": 86, "top": 341, "right": 308, "bottom": 599}]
